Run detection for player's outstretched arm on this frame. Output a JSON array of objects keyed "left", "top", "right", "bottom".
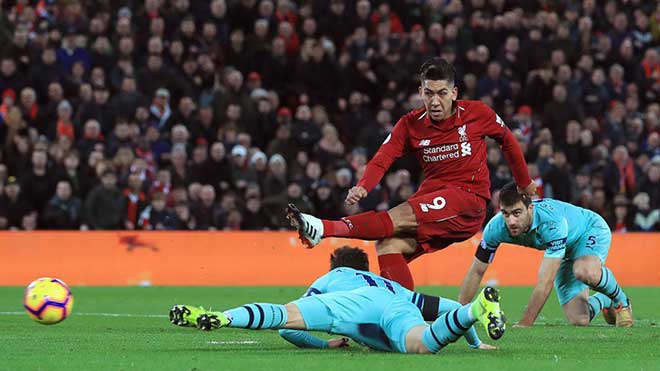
[
  {"left": 458, "top": 258, "right": 490, "bottom": 304},
  {"left": 279, "top": 329, "right": 349, "bottom": 349},
  {"left": 517, "top": 181, "right": 537, "bottom": 198},
  {"left": 353, "top": 118, "right": 408, "bottom": 197},
  {"left": 345, "top": 186, "right": 368, "bottom": 205},
  {"left": 483, "top": 106, "right": 534, "bottom": 196},
  {"left": 516, "top": 257, "right": 562, "bottom": 327}
]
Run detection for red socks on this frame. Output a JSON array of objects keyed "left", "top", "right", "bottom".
[
  {"left": 321, "top": 211, "right": 395, "bottom": 240},
  {"left": 378, "top": 253, "right": 414, "bottom": 290}
]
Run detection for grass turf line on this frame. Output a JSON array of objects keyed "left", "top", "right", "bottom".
[{"left": 0, "top": 286, "right": 658, "bottom": 371}]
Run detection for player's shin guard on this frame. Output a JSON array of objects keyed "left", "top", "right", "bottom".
[
  {"left": 224, "top": 303, "right": 288, "bottom": 329},
  {"left": 438, "top": 298, "right": 482, "bottom": 349},
  {"left": 322, "top": 211, "right": 394, "bottom": 240},
  {"left": 588, "top": 293, "right": 612, "bottom": 322},
  {"left": 592, "top": 267, "right": 629, "bottom": 307},
  {"left": 378, "top": 253, "right": 414, "bottom": 290},
  {"left": 421, "top": 305, "right": 475, "bottom": 353}
]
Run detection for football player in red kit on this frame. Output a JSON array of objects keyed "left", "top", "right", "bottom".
[{"left": 288, "top": 57, "right": 536, "bottom": 290}]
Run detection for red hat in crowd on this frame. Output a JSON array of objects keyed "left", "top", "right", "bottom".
[
  {"left": 2, "top": 89, "right": 16, "bottom": 101},
  {"left": 517, "top": 105, "right": 532, "bottom": 115},
  {"left": 277, "top": 107, "right": 292, "bottom": 117},
  {"left": 248, "top": 72, "right": 261, "bottom": 81}
]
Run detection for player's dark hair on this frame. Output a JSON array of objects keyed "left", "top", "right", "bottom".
[
  {"left": 499, "top": 182, "right": 532, "bottom": 208},
  {"left": 330, "top": 246, "right": 369, "bottom": 271},
  {"left": 419, "top": 57, "right": 456, "bottom": 85}
]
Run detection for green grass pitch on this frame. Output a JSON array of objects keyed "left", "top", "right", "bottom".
[{"left": 1, "top": 286, "right": 658, "bottom": 370}]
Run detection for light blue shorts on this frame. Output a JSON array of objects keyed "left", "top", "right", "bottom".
[
  {"left": 554, "top": 216, "right": 611, "bottom": 305},
  {"left": 291, "top": 287, "right": 426, "bottom": 353}
]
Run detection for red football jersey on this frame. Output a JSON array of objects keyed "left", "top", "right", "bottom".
[{"left": 357, "top": 100, "right": 531, "bottom": 200}]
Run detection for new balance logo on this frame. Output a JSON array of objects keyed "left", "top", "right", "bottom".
[
  {"left": 419, "top": 139, "right": 431, "bottom": 146},
  {"left": 461, "top": 142, "right": 472, "bottom": 156}
]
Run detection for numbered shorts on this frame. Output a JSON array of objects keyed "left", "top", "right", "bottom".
[
  {"left": 554, "top": 215, "right": 612, "bottom": 305},
  {"left": 406, "top": 185, "right": 487, "bottom": 262},
  {"left": 291, "top": 287, "right": 426, "bottom": 353}
]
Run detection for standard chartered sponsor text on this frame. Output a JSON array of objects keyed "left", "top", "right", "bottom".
[{"left": 422, "top": 144, "right": 460, "bottom": 162}]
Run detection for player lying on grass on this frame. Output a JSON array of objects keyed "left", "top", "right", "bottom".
[
  {"left": 277, "top": 246, "right": 495, "bottom": 350},
  {"left": 170, "top": 247, "right": 505, "bottom": 354},
  {"left": 458, "top": 182, "right": 633, "bottom": 327}
]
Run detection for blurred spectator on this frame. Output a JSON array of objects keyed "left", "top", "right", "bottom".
[
  {"left": 123, "top": 173, "right": 147, "bottom": 230},
  {"left": 543, "top": 151, "right": 572, "bottom": 202},
  {"left": 242, "top": 197, "right": 272, "bottom": 230},
  {"left": 42, "top": 180, "right": 82, "bottom": 229},
  {"left": 20, "top": 149, "right": 55, "bottom": 215},
  {"left": 0, "top": 176, "right": 32, "bottom": 229},
  {"left": 604, "top": 145, "right": 637, "bottom": 198},
  {"left": 542, "top": 85, "right": 582, "bottom": 144},
  {"left": 82, "top": 170, "right": 125, "bottom": 230},
  {"left": 137, "top": 192, "right": 176, "bottom": 230},
  {"left": 611, "top": 195, "right": 632, "bottom": 233},
  {"left": 191, "top": 185, "right": 219, "bottom": 230},
  {"left": 631, "top": 192, "right": 660, "bottom": 231}
]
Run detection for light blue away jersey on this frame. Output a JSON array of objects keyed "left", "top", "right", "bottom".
[
  {"left": 480, "top": 198, "right": 607, "bottom": 260},
  {"left": 304, "top": 267, "right": 422, "bottom": 307}
]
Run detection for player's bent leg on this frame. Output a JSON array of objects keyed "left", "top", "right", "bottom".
[
  {"left": 471, "top": 287, "right": 506, "bottom": 340},
  {"left": 572, "top": 255, "right": 604, "bottom": 286},
  {"left": 575, "top": 223, "right": 633, "bottom": 327},
  {"left": 419, "top": 287, "right": 505, "bottom": 354},
  {"left": 286, "top": 204, "right": 324, "bottom": 248},
  {"left": 387, "top": 201, "right": 418, "bottom": 235},
  {"left": 573, "top": 256, "right": 633, "bottom": 327},
  {"left": 376, "top": 237, "right": 417, "bottom": 290},
  {"left": 591, "top": 293, "right": 615, "bottom": 325},
  {"left": 438, "top": 297, "right": 485, "bottom": 349},
  {"left": 283, "top": 303, "right": 305, "bottom": 328},
  {"left": 287, "top": 204, "right": 400, "bottom": 248},
  {"left": 172, "top": 303, "right": 291, "bottom": 331},
  {"left": 404, "top": 325, "right": 433, "bottom": 354},
  {"left": 561, "top": 289, "right": 591, "bottom": 326}
]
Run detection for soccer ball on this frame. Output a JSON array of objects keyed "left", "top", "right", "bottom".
[{"left": 23, "top": 277, "right": 74, "bottom": 325}]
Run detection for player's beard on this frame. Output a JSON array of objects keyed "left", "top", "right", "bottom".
[
  {"left": 428, "top": 101, "right": 455, "bottom": 122},
  {"left": 507, "top": 214, "right": 531, "bottom": 237}
]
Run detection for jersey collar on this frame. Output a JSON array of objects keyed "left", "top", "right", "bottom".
[{"left": 528, "top": 205, "right": 540, "bottom": 231}]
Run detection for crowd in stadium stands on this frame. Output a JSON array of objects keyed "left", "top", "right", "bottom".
[{"left": 0, "top": 0, "right": 658, "bottom": 233}]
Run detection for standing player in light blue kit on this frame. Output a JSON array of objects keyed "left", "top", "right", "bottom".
[
  {"left": 458, "top": 182, "right": 633, "bottom": 327},
  {"left": 170, "top": 247, "right": 505, "bottom": 354}
]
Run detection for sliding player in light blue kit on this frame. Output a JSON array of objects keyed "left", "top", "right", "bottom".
[
  {"left": 458, "top": 182, "right": 633, "bottom": 327},
  {"left": 170, "top": 247, "right": 505, "bottom": 354}
]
